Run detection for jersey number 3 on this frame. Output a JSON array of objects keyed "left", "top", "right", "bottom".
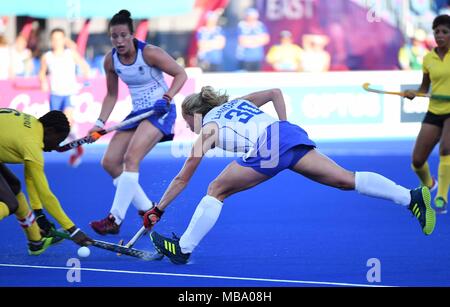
[{"left": 224, "top": 102, "right": 263, "bottom": 124}]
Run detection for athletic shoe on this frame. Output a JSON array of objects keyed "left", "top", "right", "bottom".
[
  {"left": 150, "top": 231, "right": 190, "bottom": 265},
  {"left": 69, "top": 146, "right": 84, "bottom": 167},
  {"left": 409, "top": 186, "right": 436, "bottom": 235},
  {"left": 28, "top": 236, "right": 59, "bottom": 256},
  {"left": 90, "top": 214, "right": 121, "bottom": 235},
  {"left": 434, "top": 197, "right": 448, "bottom": 214}
]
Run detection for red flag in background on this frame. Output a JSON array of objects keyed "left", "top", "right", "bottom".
[
  {"left": 19, "top": 17, "right": 34, "bottom": 40},
  {"left": 135, "top": 19, "right": 150, "bottom": 41},
  {"left": 76, "top": 19, "right": 91, "bottom": 57}
]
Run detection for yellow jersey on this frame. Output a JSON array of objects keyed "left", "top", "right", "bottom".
[
  {"left": 0, "top": 108, "right": 74, "bottom": 229},
  {"left": 423, "top": 48, "right": 450, "bottom": 115}
]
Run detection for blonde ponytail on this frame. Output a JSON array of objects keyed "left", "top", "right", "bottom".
[{"left": 182, "top": 86, "right": 229, "bottom": 116}]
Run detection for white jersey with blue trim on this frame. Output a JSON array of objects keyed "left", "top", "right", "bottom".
[
  {"left": 112, "top": 40, "right": 169, "bottom": 112},
  {"left": 203, "top": 99, "right": 277, "bottom": 158}
]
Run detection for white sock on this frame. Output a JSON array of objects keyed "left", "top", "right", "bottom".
[
  {"left": 110, "top": 172, "right": 139, "bottom": 224},
  {"left": 113, "top": 177, "right": 154, "bottom": 212},
  {"left": 355, "top": 172, "right": 411, "bottom": 206},
  {"left": 179, "top": 195, "right": 223, "bottom": 254}
]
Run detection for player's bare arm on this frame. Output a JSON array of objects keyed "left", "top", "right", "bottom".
[
  {"left": 158, "top": 123, "right": 217, "bottom": 211},
  {"left": 143, "top": 45, "right": 187, "bottom": 99},
  {"left": 240, "top": 88, "right": 287, "bottom": 120}
]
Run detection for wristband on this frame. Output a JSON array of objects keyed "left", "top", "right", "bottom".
[
  {"left": 162, "top": 94, "right": 172, "bottom": 103},
  {"left": 95, "top": 118, "right": 105, "bottom": 128},
  {"left": 152, "top": 206, "right": 164, "bottom": 216}
]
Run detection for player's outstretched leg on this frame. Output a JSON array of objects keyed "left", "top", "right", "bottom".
[
  {"left": 409, "top": 186, "right": 436, "bottom": 235},
  {"left": 150, "top": 231, "right": 190, "bottom": 265}
]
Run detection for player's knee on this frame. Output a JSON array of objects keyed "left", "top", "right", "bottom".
[
  {"left": 411, "top": 157, "right": 426, "bottom": 169},
  {"left": 207, "top": 180, "right": 227, "bottom": 200},
  {"left": 101, "top": 156, "right": 120, "bottom": 174},
  {"left": 335, "top": 173, "right": 355, "bottom": 190},
  {"left": 4, "top": 198, "right": 19, "bottom": 215},
  {"left": 9, "top": 178, "right": 21, "bottom": 195},
  {"left": 123, "top": 153, "right": 140, "bottom": 171}
]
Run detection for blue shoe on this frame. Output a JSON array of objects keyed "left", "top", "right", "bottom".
[
  {"left": 150, "top": 231, "right": 190, "bottom": 265},
  {"left": 434, "top": 197, "right": 448, "bottom": 214},
  {"left": 409, "top": 187, "right": 436, "bottom": 235}
]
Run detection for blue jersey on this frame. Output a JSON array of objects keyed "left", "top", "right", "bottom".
[
  {"left": 112, "top": 40, "right": 169, "bottom": 112},
  {"left": 236, "top": 21, "right": 268, "bottom": 61},
  {"left": 197, "top": 26, "right": 224, "bottom": 64}
]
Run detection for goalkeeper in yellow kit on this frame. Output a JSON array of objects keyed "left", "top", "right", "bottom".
[{"left": 0, "top": 108, "right": 92, "bottom": 254}]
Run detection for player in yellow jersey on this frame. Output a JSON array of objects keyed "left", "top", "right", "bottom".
[
  {"left": 0, "top": 108, "right": 92, "bottom": 251},
  {"left": 405, "top": 15, "right": 450, "bottom": 214}
]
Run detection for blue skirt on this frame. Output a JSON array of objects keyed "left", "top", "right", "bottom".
[
  {"left": 237, "top": 121, "right": 316, "bottom": 177},
  {"left": 117, "top": 104, "right": 176, "bottom": 141}
]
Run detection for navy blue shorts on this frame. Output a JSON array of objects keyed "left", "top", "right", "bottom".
[
  {"left": 423, "top": 111, "right": 450, "bottom": 128},
  {"left": 117, "top": 104, "right": 176, "bottom": 140},
  {"left": 237, "top": 121, "right": 316, "bottom": 177},
  {"left": 49, "top": 95, "right": 72, "bottom": 111}
]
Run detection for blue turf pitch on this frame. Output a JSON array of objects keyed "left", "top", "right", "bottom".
[{"left": 0, "top": 141, "right": 449, "bottom": 287}]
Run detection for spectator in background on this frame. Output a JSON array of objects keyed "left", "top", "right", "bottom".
[
  {"left": 39, "top": 28, "right": 91, "bottom": 167},
  {"left": 301, "top": 34, "right": 331, "bottom": 72},
  {"left": 266, "top": 30, "right": 303, "bottom": 72},
  {"left": 9, "top": 35, "right": 34, "bottom": 77},
  {"left": 398, "top": 29, "right": 429, "bottom": 70},
  {"left": 197, "top": 11, "right": 226, "bottom": 72},
  {"left": 236, "top": 8, "right": 270, "bottom": 71}
]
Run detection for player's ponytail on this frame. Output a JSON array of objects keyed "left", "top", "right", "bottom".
[
  {"left": 39, "top": 111, "right": 70, "bottom": 136},
  {"left": 109, "top": 9, "right": 134, "bottom": 33},
  {"left": 182, "top": 86, "right": 229, "bottom": 117}
]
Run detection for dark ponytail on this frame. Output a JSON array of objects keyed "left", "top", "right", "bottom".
[{"left": 109, "top": 9, "right": 134, "bottom": 33}]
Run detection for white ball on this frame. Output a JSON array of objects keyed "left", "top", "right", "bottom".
[{"left": 77, "top": 246, "right": 91, "bottom": 258}]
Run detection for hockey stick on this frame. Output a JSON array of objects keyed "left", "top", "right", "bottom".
[
  {"left": 56, "top": 109, "right": 156, "bottom": 152},
  {"left": 51, "top": 230, "right": 163, "bottom": 261},
  {"left": 362, "top": 83, "right": 450, "bottom": 101},
  {"left": 117, "top": 226, "right": 148, "bottom": 256}
]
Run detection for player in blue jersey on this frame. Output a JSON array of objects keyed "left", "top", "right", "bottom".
[
  {"left": 89, "top": 9, "right": 187, "bottom": 235},
  {"left": 142, "top": 86, "right": 436, "bottom": 264}
]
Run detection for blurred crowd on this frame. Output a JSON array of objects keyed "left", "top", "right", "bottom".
[{"left": 0, "top": 0, "right": 449, "bottom": 80}]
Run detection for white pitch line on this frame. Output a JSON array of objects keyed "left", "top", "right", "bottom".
[{"left": 0, "top": 263, "right": 392, "bottom": 287}]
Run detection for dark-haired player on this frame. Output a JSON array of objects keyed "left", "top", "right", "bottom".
[
  {"left": 0, "top": 109, "right": 92, "bottom": 251},
  {"left": 405, "top": 14, "right": 450, "bottom": 214},
  {"left": 89, "top": 9, "right": 187, "bottom": 235}
]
